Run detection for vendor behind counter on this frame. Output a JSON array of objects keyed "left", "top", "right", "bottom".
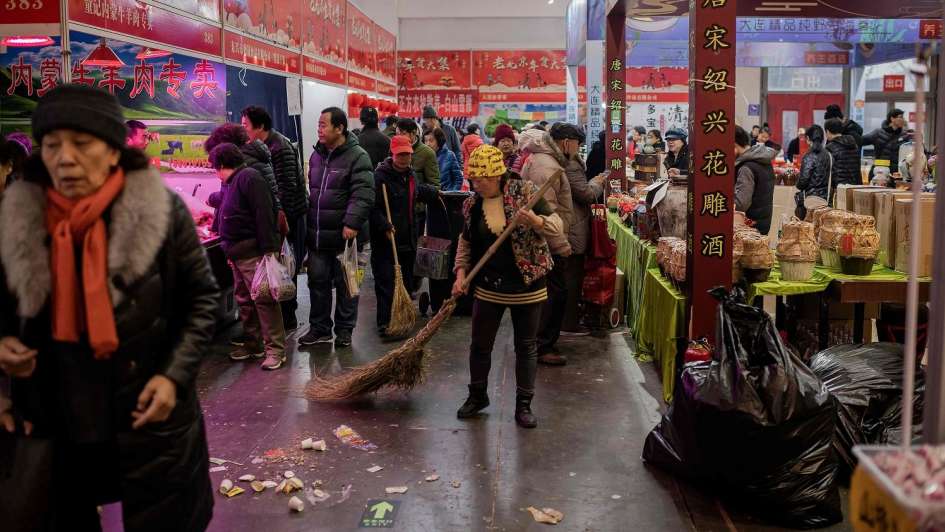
[{"left": 663, "top": 128, "right": 689, "bottom": 179}]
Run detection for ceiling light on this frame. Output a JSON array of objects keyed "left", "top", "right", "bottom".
[
  {"left": 548, "top": 0, "right": 555, "bottom": 4},
  {"left": 136, "top": 47, "right": 172, "bottom": 60},
  {"left": 1, "top": 35, "right": 54, "bottom": 47},
  {"left": 82, "top": 39, "right": 125, "bottom": 67}
]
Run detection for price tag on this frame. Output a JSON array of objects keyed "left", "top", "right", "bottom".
[{"left": 850, "top": 465, "right": 918, "bottom": 532}]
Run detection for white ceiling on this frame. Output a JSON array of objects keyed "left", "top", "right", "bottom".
[{"left": 396, "top": 0, "right": 570, "bottom": 19}]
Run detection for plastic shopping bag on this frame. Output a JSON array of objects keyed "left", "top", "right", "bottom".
[
  {"left": 280, "top": 238, "right": 296, "bottom": 276},
  {"left": 340, "top": 238, "right": 364, "bottom": 298},
  {"left": 251, "top": 254, "right": 297, "bottom": 303}
]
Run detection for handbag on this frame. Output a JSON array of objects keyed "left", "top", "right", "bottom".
[
  {"left": 340, "top": 237, "right": 364, "bottom": 298},
  {"left": 414, "top": 197, "right": 453, "bottom": 280},
  {"left": 0, "top": 415, "right": 54, "bottom": 532}
]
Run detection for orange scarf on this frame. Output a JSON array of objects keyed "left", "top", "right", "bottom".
[{"left": 45, "top": 169, "right": 126, "bottom": 359}]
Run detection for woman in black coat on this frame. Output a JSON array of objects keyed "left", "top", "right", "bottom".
[
  {"left": 795, "top": 124, "right": 833, "bottom": 219},
  {"left": 0, "top": 85, "right": 217, "bottom": 531}
]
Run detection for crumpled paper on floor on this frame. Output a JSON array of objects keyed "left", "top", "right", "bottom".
[{"left": 526, "top": 507, "right": 564, "bottom": 525}]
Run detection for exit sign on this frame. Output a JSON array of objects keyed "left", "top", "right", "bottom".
[
  {"left": 920, "top": 19, "right": 943, "bottom": 39},
  {"left": 883, "top": 75, "right": 905, "bottom": 92}
]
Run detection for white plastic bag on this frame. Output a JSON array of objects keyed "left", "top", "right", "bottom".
[
  {"left": 251, "top": 254, "right": 297, "bottom": 303},
  {"left": 340, "top": 238, "right": 363, "bottom": 298},
  {"left": 280, "top": 238, "right": 296, "bottom": 276}
]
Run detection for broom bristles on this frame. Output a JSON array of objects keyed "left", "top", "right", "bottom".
[
  {"left": 307, "top": 299, "right": 458, "bottom": 400},
  {"left": 385, "top": 269, "right": 417, "bottom": 338}
]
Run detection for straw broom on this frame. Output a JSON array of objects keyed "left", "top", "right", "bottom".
[
  {"left": 381, "top": 183, "right": 419, "bottom": 338},
  {"left": 307, "top": 174, "right": 558, "bottom": 400}
]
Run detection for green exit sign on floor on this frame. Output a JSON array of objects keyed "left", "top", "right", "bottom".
[{"left": 360, "top": 499, "right": 401, "bottom": 528}]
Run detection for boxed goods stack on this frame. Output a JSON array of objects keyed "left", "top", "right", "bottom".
[
  {"left": 894, "top": 197, "right": 936, "bottom": 277},
  {"left": 776, "top": 218, "right": 818, "bottom": 281},
  {"left": 875, "top": 191, "right": 918, "bottom": 266}
]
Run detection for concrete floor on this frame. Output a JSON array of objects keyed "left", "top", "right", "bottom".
[{"left": 109, "top": 272, "right": 852, "bottom": 531}]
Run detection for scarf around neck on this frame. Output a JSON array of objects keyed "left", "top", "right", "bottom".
[{"left": 45, "top": 169, "right": 126, "bottom": 359}]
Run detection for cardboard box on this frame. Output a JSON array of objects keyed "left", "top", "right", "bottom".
[
  {"left": 836, "top": 185, "right": 879, "bottom": 211},
  {"left": 894, "top": 197, "right": 936, "bottom": 277},
  {"left": 853, "top": 188, "right": 888, "bottom": 217},
  {"left": 876, "top": 191, "right": 933, "bottom": 268}
]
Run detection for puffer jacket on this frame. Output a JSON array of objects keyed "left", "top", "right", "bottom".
[
  {"left": 218, "top": 165, "right": 280, "bottom": 260},
  {"left": 411, "top": 137, "right": 440, "bottom": 189},
  {"left": 864, "top": 121, "right": 909, "bottom": 172},
  {"left": 797, "top": 147, "right": 834, "bottom": 204},
  {"left": 564, "top": 157, "right": 603, "bottom": 255},
  {"left": 0, "top": 167, "right": 217, "bottom": 531},
  {"left": 265, "top": 129, "right": 308, "bottom": 220},
  {"left": 518, "top": 129, "right": 574, "bottom": 256},
  {"left": 307, "top": 132, "right": 376, "bottom": 252},
  {"left": 825, "top": 134, "right": 862, "bottom": 186},
  {"left": 209, "top": 140, "right": 282, "bottom": 234},
  {"left": 436, "top": 146, "right": 464, "bottom": 192},
  {"left": 842, "top": 119, "right": 864, "bottom": 147},
  {"left": 734, "top": 144, "right": 776, "bottom": 235}
]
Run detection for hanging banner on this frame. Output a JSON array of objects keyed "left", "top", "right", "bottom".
[
  {"left": 302, "top": 0, "right": 345, "bottom": 65},
  {"left": 69, "top": 0, "right": 222, "bottom": 57},
  {"left": 626, "top": 66, "right": 688, "bottom": 102},
  {"left": 155, "top": 0, "right": 220, "bottom": 22},
  {"left": 222, "top": 0, "right": 301, "bottom": 49},
  {"left": 225, "top": 30, "right": 301, "bottom": 74},
  {"left": 374, "top": 23, "right": 396, "bottom": 83},
  {"left": 473, "top": 50, "right": 567, "bottom": 102},
  {"left": 347, "top": 70, "right": 376, "bottom": 93},
  {"left": 604, "top": 7, "right": 626, "bottom": 191},
  {"left": 302, "top": 54, "right": 345, "bottom": 85},
  {"left": 376, "top": 80, "right": 397, "bottom": 98},
  {"left": 346, "top": 1, "right": 374, "bottom": 76},
  {"left": 398, "top": 90, "right": 478, "bottom": 117},
  {"left": 397, "top": 50, "right": 471, "bottom": 90}
]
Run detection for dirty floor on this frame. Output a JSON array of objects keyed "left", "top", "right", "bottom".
[{"left": 103, "top": 272, "right": 851, "bottom": 532}]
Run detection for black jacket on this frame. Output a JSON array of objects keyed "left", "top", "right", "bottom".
[
  {"left": 864, "top": 121, "right": 909, "bottom": 172},
  {"left": 734, "top": 144, "right": 776, "bottom": 235},
  {"left": 307, "top": 132, "right": 376, "bottom": 252},
  {"left": 208, "top": 140, "right": 281, "bottom": 234},
  {"left": 218, "top": 165, "right": 280, "bottom": 260},
  {"left": 0, "top": 168, "right": 217, "bottom": 531},
  {"left": 358, "top": 126, "right": 392, "bottom": 170},
  {"left": 786, "top": 137, "right": 801, "bottom": 163},
  {"left": 586, "top": 138, "right": 605, "bottom": 182},
  {"left": 369, "top": 158, "right": 438, "bottom": 257},
  {"left": 825, "top": 134, "right": 862, "bottom": 186},
  {"left": 265, "top": 129, "right": 308, "bottom": 220},
  {"left": 842, "top": 119, "right": 864, "bottom": 147},
  {"left": 664, "top": 145, "right": 690, "bottom": 175},
  {"left": 798, "top": 147, "right": 834, "bottom": 203}
]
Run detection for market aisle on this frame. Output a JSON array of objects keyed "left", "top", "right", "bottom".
[{"left": 105, "top": 273, "right": 849, "bottom": 532}]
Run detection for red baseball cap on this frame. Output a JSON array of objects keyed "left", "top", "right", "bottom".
[{"left": 391, "top": 134, "right": 413, "bottom": 155}]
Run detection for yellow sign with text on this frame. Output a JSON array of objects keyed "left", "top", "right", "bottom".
[{"left": 850, "top": 465, "right": 917, "bottom": 532}]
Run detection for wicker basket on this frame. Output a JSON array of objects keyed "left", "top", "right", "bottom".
[
  {"left": 840, "top": 256, "right": 874, "bottom": 276},
  {"left": 780, "top": 260, "right": 816, "bottom": 281},
  {"left": 821, "top": 248, "right": 841, "bottom": 270}
]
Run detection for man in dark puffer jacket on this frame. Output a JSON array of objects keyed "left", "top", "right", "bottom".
[
  {"left": 300, "top": 107, "right": 375, "bottom": 348},
  {"left": 242, "top": 106, "right": 309, "bottom": 329},
  {"left": 824, "top": 104, "right": 864, "bottom": 147},
  {"left": 824, "top": 118, "right": 862, "bottom": 186},
  {"left": 864, "top": 108, "right": 910, "bottom": 176}
]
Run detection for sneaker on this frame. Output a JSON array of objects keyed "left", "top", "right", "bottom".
[
  {"left": 537, "top": 351, "right": 567, "bottom": 366},
  {"left": 300, "top": 331, "right": 333, "bottom": 345},
  {"left": 335, "top": 332, "right": 352, "bottom": 347},
  {"left": 560, "top": 326, "right": 591, "bottom": 337},
  {"left": 260, "top": 354, "right": 286, "bottom": 370},
  {"left": 230, "top": 346, "right": 263, "bottom": 361},
  {"left": 229, "top": 333, "right": 251, "bottom": 347}
]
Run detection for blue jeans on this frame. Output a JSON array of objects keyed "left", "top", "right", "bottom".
[{"left": 307, "top": 250, "right": 359, "bottom": 336}]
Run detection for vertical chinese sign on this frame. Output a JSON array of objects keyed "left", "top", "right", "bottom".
[
  {"left": 346, "top": 2, "right": 374, "bottom": 77},
  {"left": 687, "top": 0, "right": 735, "bottom": 344},
  {"left": 301, "top": 0, "right": 347, "bottom": 86},
  {"left": 605, "top": 4, "right": 627, "bottom": 191}
]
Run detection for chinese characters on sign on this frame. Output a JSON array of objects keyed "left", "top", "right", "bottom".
[
  {"left": 883, "top": 74, "right": 905, "bottom": 92},
  {"left": 398, "top": 90, "right": 478, "bottom": 117},
  {"left": 605, "top": 7, "right": 627, "bottom": 191}
]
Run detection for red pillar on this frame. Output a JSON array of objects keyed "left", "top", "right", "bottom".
[
  {"left": 686, "top": 0, "right": 736, "bottom": 345},
  {"left": 605, "top": 3, "right": 627, "bottom": 192}
]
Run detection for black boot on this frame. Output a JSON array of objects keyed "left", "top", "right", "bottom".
[
  {"left": 515, "top": 394, "right": 537, "bottom": 428},
  {"left": 457, "top": 384, "right": 490, "bottom": 419}
]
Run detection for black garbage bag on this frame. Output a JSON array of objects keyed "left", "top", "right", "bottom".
[
  {"left": 809, "top": 343, "right": 924, "bottom": 478},
  {"left": 643, "top": 287, "right": 841, "bottom": 529}
]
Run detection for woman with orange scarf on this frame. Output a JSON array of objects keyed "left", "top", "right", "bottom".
[{"left": 0, "top": 85, "right": 218, "bottom": 531}]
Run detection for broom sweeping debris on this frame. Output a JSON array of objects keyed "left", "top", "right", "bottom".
[
  {"left": 381, "top": 183, "right": 418, "bottom": 338},
  {"left": 307, "top": 174, "right": 558, "bottom": 400}
]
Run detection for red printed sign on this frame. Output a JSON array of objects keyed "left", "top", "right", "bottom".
[
  {"left": 883, "top": 75, "right": 905, "bottom": 92},
  {"left": 398, "top": 50, "right": 471, "bottom": 90},
  {"left": 302, "top": 0, "right": 345, "bottom": 65},
  {"left": 398, "top": 90, "right": 478, "bottom": 117},
  {"left": 376, "top": 80, "right": 396, "bottom": 98},
  {"left": 627, "top": 67, "right": 688, "bottom": 103},
  {"left": 222, "top": 0, "right": 301, "bottom": 50},
  {"left": 224, "top": 30, "right": 300, "bottom": 74},
  {"left": 920, "top": 19, "right": 943, "bottom": 39},
  {"left": 346, "top": 1, "right": 374, "bottom": 76},
  {"left": 803, "top": 51, "right": 849, "bottom": 66},
  {"left": 1, "top": 0, "right": 59, "bottom": 24},
  {"left": 156, "top": 0, "right": 220, "bottom": 22},
  {"left": 69, "top": 0, "right": 221, "bottom": 57},
  {"left": 302, "top": 54, "right": 345, "bottom": 85},
  {"left": 347, "top": 70, "right": 376, "bottom": 93},
  {"left": 374, "top": 23, "right": 396, "bottom": 82},
  {"left": 473, "top": 50, "right": 567, "bottom": 94},
  {"left": 479, "top": 92, "right": 567, "bottom": 103}
]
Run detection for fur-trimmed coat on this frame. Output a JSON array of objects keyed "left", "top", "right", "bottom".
[{"left": 0, "top": 166, "right": 217, "bottom": 531}]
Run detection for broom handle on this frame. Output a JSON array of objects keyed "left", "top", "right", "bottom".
[
  {"left": 461, "top": 171, "right": 559, "bottom": 291},
  {"left": 381, "top": 183, "right": 401, "bottom": 269}
]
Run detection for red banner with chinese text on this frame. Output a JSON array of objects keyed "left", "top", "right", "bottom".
[
  {"left": 69, "top": 0, "right": 222, "bottom": 57},
  {"left": 397, "top": 50, "right": 471, "bottom": 90},
  {"left": 398, "top": 90, "right": 478, "bottom": 117},
  {"left": 222, "top": 0, "right": 301, "bottom": 50},
  {"left": 376, "top": 80, "right": 397, "bottom": 98},
  {"left": 224, "top": 30, "right": 301, "bottom": 74},
  {"left": 302, "top": 0, "right": 346, "bottom": 65},
  {"left": 302, "top": 54, "right": 346, "bottom": 85},
  {"left": 374, "top": 23, "right": 396, "bottom": 83},
  {"left": 473, "top": 50, "right": 567, "bottom": 94},
  {"left": 347, "top": 70, "right": 376, "bottom": 93},
  {"left": 346, "top": 1, "right": 374, "bottom": 76}
]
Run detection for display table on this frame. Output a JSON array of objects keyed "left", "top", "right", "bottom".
[
  {"left": 636, "top": 268, "right": 686, "bottom": 403},
  {"left": 606, "top": 211, "right": 656, "bottom": 337}
]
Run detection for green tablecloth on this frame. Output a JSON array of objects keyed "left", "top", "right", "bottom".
[
  {"left": 747, "top": 261, "right": 928, "bottom": 301},
  {"left": 636, "top": 268, "right": 686, "bottom": 403},
  {"left": 606, "top": 211, "right": 656, "bottom": 337}
]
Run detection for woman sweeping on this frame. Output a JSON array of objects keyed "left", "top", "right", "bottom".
[
  {"left": 0, "top": 85, "right": 217, "bottom": 531},
  {"left": 452, "top": 145, "right": 564, "bottom": 428}
]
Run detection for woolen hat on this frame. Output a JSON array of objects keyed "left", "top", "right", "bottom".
[
  {"left": 493, "top": 123, "right": 515, "bottom": 145},
  {"left": 467, "top": 145, "right": 507, "bottom": 178},
  {"left": 549, "top": 122, "right": 586, "bottom": 144},
  {"left": 664, "top": 128, "right": 688, "bottom": 141},
  {"left": 32, "top": 84, "right": 127, "bottom": 149},
  {"left": 422, "top": 105, "right": 438, "bottom": 119},
  {"left": 391, "top": 134, "right": 414, "bottom": 155}
]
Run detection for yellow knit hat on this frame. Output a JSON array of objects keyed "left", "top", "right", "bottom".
[{"left": 467, "top": 145, "right": 507, "bottom": 178}]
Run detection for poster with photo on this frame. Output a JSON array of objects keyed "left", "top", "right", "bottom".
[
  {"left": 302, "top": 0, "right": 346, "bottom": 65},
  {"left": 346, "top": 1, "right": 374, "bottom": 76},
  {"left": 222, "top": 0, "right": 301, "bottom": 50}
]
